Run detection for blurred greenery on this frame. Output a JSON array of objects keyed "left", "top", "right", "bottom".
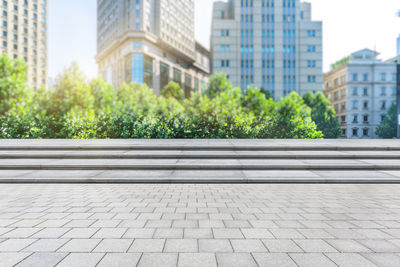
[
  {"left": 0, "top": 53, "right": 340, "bottom": 139},
  {"left": 376, "top": 104, "right": 397, "bottom": 139}
]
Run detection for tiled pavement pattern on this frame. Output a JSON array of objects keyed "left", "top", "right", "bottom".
[{"left": 0, "top": 184, "right": 399, "bottom": 266}]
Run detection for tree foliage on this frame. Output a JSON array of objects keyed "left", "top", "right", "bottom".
[
  {"left": 376, "top": 104, "right": 397, "bottom": 139},
  {"left": 0, "top": 54, "right": 326, "bottom": 139},
  {"left": 303, "top": 91, "right": 342, "bottom": 138}
]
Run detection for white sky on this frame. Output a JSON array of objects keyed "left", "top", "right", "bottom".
[{"left": 49, "top": 0, "right": 400, "bottom": 79}]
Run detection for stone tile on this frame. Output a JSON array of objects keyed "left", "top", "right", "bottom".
[
  {"left": 97, "top": 253, "right": 142, "bottom": 267},
  {"left": 0, "top": 252, "right": 32, "bottom": 267},
  {"left": 16, "top": 252, "right": 67, "bottom": 267},
  {"left": 178, "top": 253, "right": 217, "bottom": 267},
  {"left": 327, "top": 239, "right": 372, "bottom": 253},
  {"left": 249, "top": 220, "right": 278, "bottom": 228},
  {"left": 62, "top": 228, "right": 99, "bottom": 238},
  {"left": 213, "top": 229, "right": 244, "bottom": 239},
  {"left": 129, "top": 239, "right": 165, "bottom": 252},
  {"left": 289, "top": 253, "right": 337, "bottom": 267},
  {"left": 1, "top": 228, "right": 41, "bottom": 238},
  {"left": 164, "top": 239, "right": 198, "bottom": 253},
  {"left": 231, "top": 240, "right": 267, "bottom": 252},
  {"left": 362, "top": 253, "right": 400, "bottom": 267},
  {"left": 199, "top": 239, "right": 233, "bottom": 253},
  {"left": 294, "top": 239, "right": 338, "bottom": 253},
  {"left": 216, "top": 253, "right": 258, "bottom": 267},
  {"left": 137, "top": 253, "right": 178, "bottom": 267},
  {"left": 253, "top": 253, "right": 297, "bottom": 267},
  {"left": 184, "top": 228, "right": 213, "bottom": 239},
  {"left": 58, "top": 239, "right": 101, "bottom": 252},
  {"left": 241, "top": 228, "right": 273, "bottom": 239},
  {"left": 326, "top": 253, "right": 377, "bottom": 267},
  {"left": 270, "top": 229, "right": 304, "bottom": 239},
  {"left": 153, "top": 228, "right": 183, "bottom": 239},
  {"left": 56, "top": 253, "right": 104, "bottom": 267},
  {"left": 23, "top": 239, "right": 68, "bottom": 252},
  {"left": 0, "top": 239, "right": 37, "bottom": 252},
  {"left": 199, "top": 220, "right": 225, "bottom": 228},
  {"left": 123, "top": 228, "right": 155, "bottom": 238},
  {"left": 93, "top": 239, "right": 133, "bottom": 253},
  {"left": 358, "top": 240, "right": 400, "bottom": 253},
  {"left": 92, "top": 228, "right": 127, "bottom": 238},
  {"left": 263, "top": 239, "right": 303, "bottom": 253},
  {"left": 31, "top": 228, "right": 70, "bottom": 238}
]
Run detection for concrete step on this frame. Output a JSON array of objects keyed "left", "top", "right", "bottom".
[
  {"left": 1, "top": 150, "right": 400, "bottom": 159},
  {"left": 0, "top": 159, "right": 399, "bottom": 171}
]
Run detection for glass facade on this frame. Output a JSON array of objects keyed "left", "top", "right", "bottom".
[
  {"left": 261, "top": 0, "right": 275, "bottom": 97},
  {"left": 160, "top": 62, "right": 170, "bottom": 90},
  {"left": 184, "top": 74, "right": 192, "bottom": 98},
  {"left": 282, "top": 0, "right": 296, "bottom": 96},
  {"left": 125, "top": 53, "right": 153, "bottom": 87},
  {"left": 240, "top": 0, "right": 254, "bottom": 90}
]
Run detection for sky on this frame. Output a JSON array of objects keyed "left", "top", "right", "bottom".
[{"left": 48, "top": 0, "right": 400, "bottom": 80}]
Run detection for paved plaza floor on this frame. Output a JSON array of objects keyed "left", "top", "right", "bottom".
[{"left": 0, "top": 184, "right": 399, "bottom": 266}]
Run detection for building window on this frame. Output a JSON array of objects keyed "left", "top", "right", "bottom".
[
  {"left": 392, "top": 87, "right": 397, "bottom": 96},
  {"left": 160, "top": 62, "right": 170, "bottom": 90},
  {"left": 381, "top": 100, "right": 386, "bottom": 110},
  {"left": 221, "top": 11, "right": 225, "bottom": 19},
  {"left": 380, "top": 87, "right": 386, "bottom": 96},
  {"left": 307, "top": 75, "right": 316, "bottom": 83},
  {"left": 352, "top": 101, "right": 358, "bottom": 110},
  {"left": 307, "top": 30, "right": 316, "bottom": 37},
  {"left": 363, "top": 115, "right": 369, "bottom": 123},
  {"left": 352, "top": 128, "right": 359, "bottom": 137},
  {"left": 352, "top": 73, "right": 358, "bottom": 81},
  {"left": 363, "top": 88, "right": 368, "bottom": 96},
  {"left": 173, "top": 68, "right": 181, "bottom": 85},
  {"left": 363, "top": 128, "right": 369, "bottom": 137},
  {"left": 184, "top": 74, "right": 192, "bottom": 98},
  {"left": 352, "top": 115, "right": 358, "bottom": 123},
  {"left": 363, "top": 73, "right": 368, "bottom": 81},
  {"left": 352, "top": 87, "right": 358, "bottom": 96},
  {"left": 380, "top": 73, "right": 386, "bottom": 81},
  {"left": 363, "top": 101, "right": 368, "bottom": 110}
]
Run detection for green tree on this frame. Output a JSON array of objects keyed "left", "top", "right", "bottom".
[
  {"left": 204, "top": 73, "right": 232, "bottom": 99},
  {"left": 376, "top": 104, "right": 397, "bottom": 139},
  {"left": 303, "top": 91, "right": 342, "bottom": 139},
  {"left": 0, "top": 54, "right": 28, "bottom": 114},
  {"left": 160, "top": 81, "right": 184, "bottom": 102}
]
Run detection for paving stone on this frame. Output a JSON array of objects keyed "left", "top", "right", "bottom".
[
  {"left": 164, "top": 239, "right": 198, "bottom": 253},
  {"left": 184, "top": 228, "right": 213, "bottom": 239},
  {"left": 137, "top": 253, "right": 178, "bottom": 267},
  {"left": 241, "top": 228, "right": 273, "bottom": 239},
  {"left": 253, "top": 253, "right": 297, "bottom": 267},
  {"left": 178, "top": 253, "right": 217, "bottom": 267},
  {"left": 62, "top": 228, "right": 99, "bottom": 238},
  {"left": 16, "top": 252, "right": 67, "bottom": 267},
  {"left": 31, "top": 228, "right": 70, "bottom": 238},
  {"left": 0, "top": 252, "right": 32, "bottom": 267},
  {"left": 199, "top": 239, "right": 233, "bottom": 253},
  {"left": 216, "top": 253, "right": 258, "bottom": 267},
  {"left": 97, "top": 253, "right": 141, "bottom": 267},
  {"left": 0, "top": 239, "right": 37, "bottom": 252},
  {"left": 123, "top": 228, "right": 155, "bottom": 238},
  {"left": 327, "top": 239, "right": 372, "bottom": 253},
  {"left": 23, "top": 239, "right": 68, "bottom": 252},
  {"left": 93, "top": 239, "right": 133, "bottom": 253},
  {"left": 289, "top": 253, "right": 337, "bottom": 267},
  {"left": 362, "top": 253, "right": 400, "bottom": 267},
  {"left": 58, "top": 239, "right": 101, "bottom": 252},
  {"left": 129, "top": 239, "right": 165, "bottom": 252},
  {"left": 213, "top": 229, "right": 244, "bottom": 239},
  {"left": 153, "top": 228, "right": 183, "bottom": 239},
  {"left": 92, "top": 228, "right": 127, "bottom": 238},
  {"left": 326, "top": 253, "right": 377, "bottom": 267},
  {"left": 294, "top": 239, "right": 338, "bottom": 253},
  {"left": 358, "top": 240, "right": 400, "bottom": 253},
  {"left": 230, "top": 239, "right": 267, "bottom": 252},
  {"left": 270, "top": 229, "right": 304, "bottom": 239},
  {"left": 1, "top": 228, "right": 41, "bottom": 238},
  {"left": 262, "top": 239, "right": 303, "bottom": 252},
  {"left": 56, "top": 253, "right": 104, "bottom": 267}
]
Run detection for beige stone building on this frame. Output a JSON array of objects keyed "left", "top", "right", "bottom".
[
  {"left": 324, "top": 49, "right": 398, "bottom": 139},
  {"left": 0, "top": 0, "right": 48, "bottom": 88},
  {"left": 96, "top": 0, "right": 210, "bottom": 96}
]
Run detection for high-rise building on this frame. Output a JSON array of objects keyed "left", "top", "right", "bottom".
[
  {"left": 211, "top": 0, "right": 322, "bottom": 98},
  {"left": 0, "top": 0, "right": 48, "bottom": 88},
  {"left": 397, "top": 35, "right": 400, "bottom": 56},
  {"left": 324, "top": 49, "right": 399, "bottom": 139},
  {"left": 96, "top": 0, "right": 210, "bottom": 96}
]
